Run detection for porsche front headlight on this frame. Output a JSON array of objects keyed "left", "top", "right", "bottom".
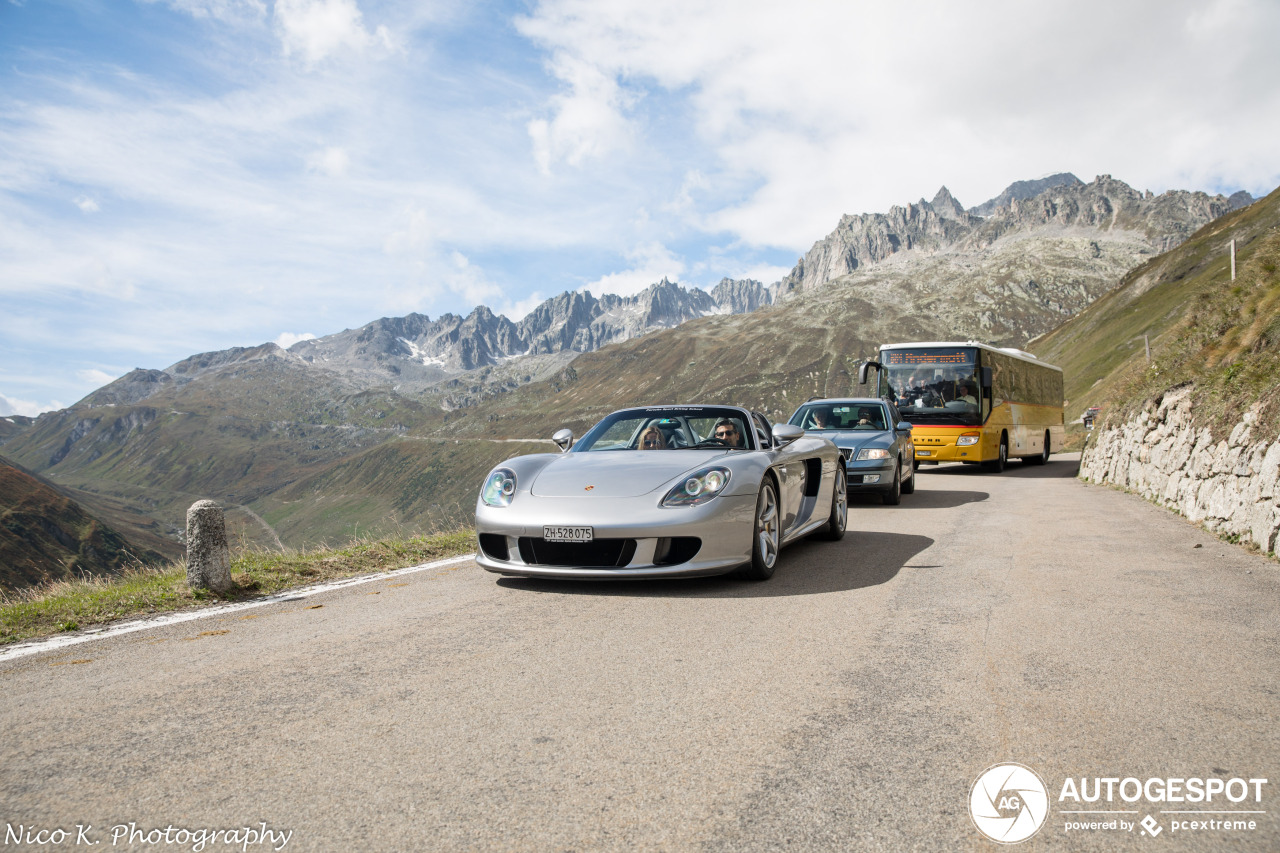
[
  {"left": 662, "top": 466, "right": 732, "bottom": 507},
  {"left": 481, "top": 468, "right": 517, "bottom": 507}
]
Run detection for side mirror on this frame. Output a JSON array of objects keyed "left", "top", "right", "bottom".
[
  {"left": 552, "top": 428, "right": 574, "bottom": 452},
  {"left": 858, "top": 360, "right": 881, "bottom": 386},
  {"left": 980, "top": 367, "right": 993, "bottom": 390},
  {"left": 772, "top": 423, "right": 804, "bottom": 447},
  {"left": 897, "top": 422, "right": 912, "bottom": 432}
]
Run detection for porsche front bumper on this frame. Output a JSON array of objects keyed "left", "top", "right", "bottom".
[{"left": 474, "top": 493, "right": 758, "bottom": 579}]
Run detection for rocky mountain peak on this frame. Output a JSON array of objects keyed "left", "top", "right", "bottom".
[
  {"left": 711, "top": 278, "right": 772, "bottom": 314},
  {"left": 929, "top": 186, "right": 967, "bottom": 220},
  {"left": 968, "top": 173, "right": 1084, "bottom": 217},
  {"left": 775, "top": 173, "right": 1235, "bottom": 299}
]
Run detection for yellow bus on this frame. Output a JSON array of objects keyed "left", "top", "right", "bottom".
[{"left": 858, "top": 341, "right": 1064, "bottom": 472}]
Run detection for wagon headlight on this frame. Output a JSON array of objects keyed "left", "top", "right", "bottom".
[
  {"left": 482, "top": 468, "right": 517, "bottom": 507},
  {"left": 856, "top": 448, "right": 890, "bottom": 460},
  {"left": 957, "top": 432, "right": 981, "bottom": 446},
  {"left": 662, "top": 466, "right": 731, "bottom": 507}
]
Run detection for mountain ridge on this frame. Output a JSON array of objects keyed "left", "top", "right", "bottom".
[
  {"left": 0, "top": 172, "right": 1261, "bottom": 561},
  {"left": 774, "top": 174, "right": 1243, "bottom": 298}
]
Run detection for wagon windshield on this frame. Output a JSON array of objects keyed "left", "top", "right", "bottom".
[
  {"left": 790, "top": 402, "right": 888, "bottom": 431},
  {"left": 573, "top": 407, "right": 756, "bottom": 452}
]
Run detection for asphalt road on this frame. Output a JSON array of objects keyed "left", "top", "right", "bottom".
[{"left": 2, "top": 454, "right": 1277, "bottom": 852}]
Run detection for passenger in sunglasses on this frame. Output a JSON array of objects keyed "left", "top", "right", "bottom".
[{"left": 638, "top": 426, "right": 667, "bottom": 450}]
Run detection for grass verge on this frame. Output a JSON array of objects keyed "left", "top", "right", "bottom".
[{"left": 0, "top": 528, "right": 475, "bottom": 647}]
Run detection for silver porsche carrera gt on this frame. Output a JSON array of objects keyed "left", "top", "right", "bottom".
[{"left": 475, "top": 405, "right": 847, "bottom": 580}]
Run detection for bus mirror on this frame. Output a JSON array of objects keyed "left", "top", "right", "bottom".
[
  {"left": 980, "top": 367, "right": 993, "bottom": 389},
  {"left": 858, "top": 360, "right": 881, "bottom": 386}
]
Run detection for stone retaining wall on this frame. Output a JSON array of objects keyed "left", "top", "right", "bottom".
[{"left": 1079, "top": 386, "right": 1280, "bottom": 556}]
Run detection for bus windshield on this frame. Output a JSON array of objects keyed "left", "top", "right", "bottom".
[{"left": 879, "top": 347, "right": 983, "bottom": 425}]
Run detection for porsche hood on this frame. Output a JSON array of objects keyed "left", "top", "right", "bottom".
[{"left": 529, "top": 451, "right": 730, "bottom": 498}]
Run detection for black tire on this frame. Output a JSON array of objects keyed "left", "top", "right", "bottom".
[
  {"left": 901, "top": 459, "right": 915, "bottom": 494},
  {"left": 1027, "top": 430, "right": 1051, "bottom": 465},
  {"left": 882, "top": 461, "right": 902, "bottom": 505},
  {"left": 912, "top": 457, "right": 921, "bottom": 472},
  {"left": 817, "top": 468, "right": 847, "bottom": 541},
  {"left": 984, "top": 434, "right": 1008, "bottom": 473},
  {"left": 739, "top": 478, "right": 781, "bottom": 580}
]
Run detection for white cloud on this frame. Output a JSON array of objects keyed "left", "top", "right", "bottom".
[
  {"left": 584, "top": 242, "right": 684, "bottom": 297},
  {"left": 662, "top": 170, "right": 709, "bottom": 218},
  {"left": 76, "top": 368, "right": 119, "bottom": 386},
  {"left": 518, "top": 0, "right": 1280, "bottom": 249},
  {"left": 150, "top": 0, "right": 268, "bottom": 25},
  {"left": 443, "top": 250, "right": 506, "bottom": 307},
  {"left": 275, "top": 332, "right": 315, "bottom": 348},
  {"left": 273, "top": 0, "right": 393, "bottom": 64},
  {"left": 307, "top": 146, "right": 350, "bottom": 177},
  {"left": 382, "top": 211, "right": 507, "bottom": 311},
  {"left": 501, "top": 292, "right": 547, "bottom": 323},
  {"left": 73, "top": 196, "right": 100, "bottom": 214},
  {"left": 526, "top": 53, "right": 635, "bottom": 174},
  {"left": 724, "top": 263, "right": 791, "bottom": 289},
  {"left": 0, "top": 393, "right": 65, "bottom": 417}
]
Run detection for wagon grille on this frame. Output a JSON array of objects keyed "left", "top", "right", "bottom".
[
  {"left": 839, "top": 448, "right": 854, "bottom": 461},
  {"left": 518, "top": 537, "right": 638, "bottom": 567}
]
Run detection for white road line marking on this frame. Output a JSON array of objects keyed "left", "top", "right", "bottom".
[{"left": 0, "top": 553, "right": 477, "bottom": 664}]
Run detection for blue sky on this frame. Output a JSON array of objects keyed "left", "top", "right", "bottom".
[{"left": 3, "top": 0, "right": 1279, "bottom": 416}]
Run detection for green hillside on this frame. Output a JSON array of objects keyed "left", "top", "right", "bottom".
[
  {"left": 1032, "top": 185, "right": 1280, "bottom": 440},
  {"left": 252, "top": 438, "right": 552, "bottom": 548},
  {"left": 0, "top": 456, "right": 166, "bottom": 592},
  {"left": 1, "top": 359, "right": 440, "bottom": 555}
]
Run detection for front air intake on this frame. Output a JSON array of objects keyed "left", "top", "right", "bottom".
[
  {"left": 517, "top": 538, "right": 638, "bottom": 567},
  {"left": 478, "top": 533, "right": 509, "bottom": 561}
]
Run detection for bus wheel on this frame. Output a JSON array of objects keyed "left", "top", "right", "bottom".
[
  {"left": 882, "top": 461, "right": 902, "bottom": 505},
  {"left": 1028, "top": 430, "right": 1051, "bottom": 465},
  {"left": 984, "top": 435, "right": 1007, "bottom": 473}
]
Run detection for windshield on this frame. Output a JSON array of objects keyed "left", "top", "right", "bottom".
[
  {"left": 573, "top": 407, "right": 755, "bottom": 451},
  {"left": 879, "top": 347, "right": 983, "bottom": 425},
  {"left": 790, "top": 402, "right": 888, "bottom": 431}
]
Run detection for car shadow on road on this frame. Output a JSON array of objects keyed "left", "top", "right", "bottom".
[
  {"left": 847, "top": 490, "right": 988, "bottom": 509},
  {"left": 915, "top": 457, "right": 1081, "bottom": 480},
  {"left": 494, "top": 531, "right": 934, "bottom": 599}
]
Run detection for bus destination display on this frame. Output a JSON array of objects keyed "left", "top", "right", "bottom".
[{"left": 884, "top": 348, "right": 974, "bottom": 366}]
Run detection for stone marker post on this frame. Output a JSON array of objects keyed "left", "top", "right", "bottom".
[{"left": 186, "top": 500, "right": 233, "bottom": 593}]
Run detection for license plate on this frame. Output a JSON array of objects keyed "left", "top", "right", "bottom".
[
  {"left": 917, "top": 450, "right": 932, "bottom": 456},
  {"left": 543, "top": 526, "right": 593, "bottom": 543}
]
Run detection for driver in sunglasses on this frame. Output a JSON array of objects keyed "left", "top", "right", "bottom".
[{"left": 712, "top": 419, "right": 745, "bottom": 447}]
